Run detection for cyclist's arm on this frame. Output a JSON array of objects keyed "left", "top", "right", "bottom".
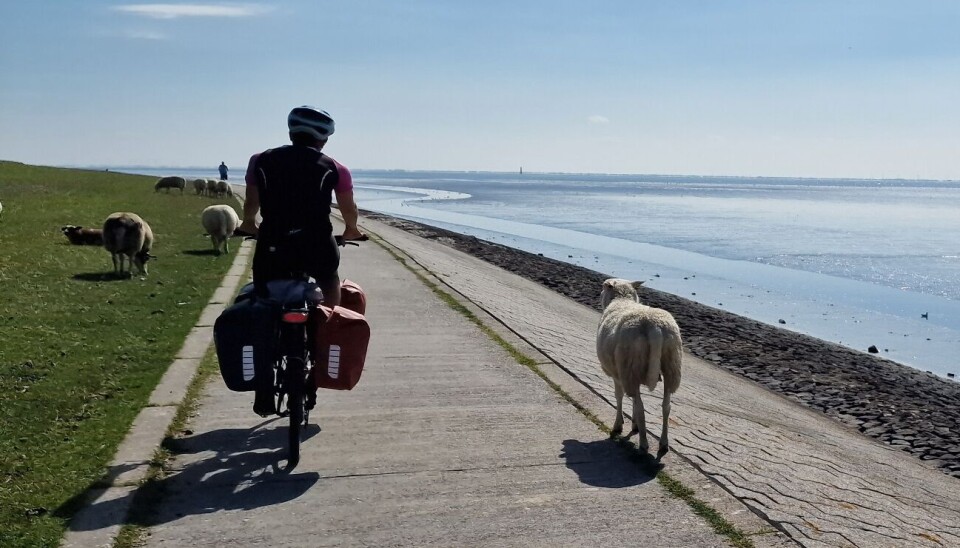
[
  {"left": 332, "top": 159, "right": 366, "bottom": 240},
  {"left": 335, "top": 189, "right": 365, "bottom": 240}
]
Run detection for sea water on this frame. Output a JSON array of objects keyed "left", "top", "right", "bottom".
[
  {"left": 349, "top": 171, "right": 960, "bottom": 379},
  {"left": 118, "top": 166, "right": 960, "bottom": 378}
]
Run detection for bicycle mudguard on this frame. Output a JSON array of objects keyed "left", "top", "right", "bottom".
[{"left": 312, "top": 305, "right": 370, "bottom": 390}]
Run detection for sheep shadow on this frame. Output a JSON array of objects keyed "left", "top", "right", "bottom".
[
  {"left": 71, "top": 272, "right": 133, "bottom": 282},
  {"left": 182, "top": 249, "right": 219, "bottom": 256},
  {"left": 62, "top": 421, "right": 321, "bottom": 532},
  {"left": 560, "top": 438, "right": 661, "bottom": 488}
]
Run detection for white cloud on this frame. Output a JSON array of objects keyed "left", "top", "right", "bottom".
[
  {"left": 588, "top": 115, "right": 610, "bottom": 124},
  {"left": 113, "top": 3, "right": 272, "bottom": 19},
  {"left": 123, "top": 29, "right": 167, "bottom": 40}
]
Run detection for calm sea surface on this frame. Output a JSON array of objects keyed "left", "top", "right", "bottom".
[{"left": 122, "top": 167, "right": 960, "bottom": 378}]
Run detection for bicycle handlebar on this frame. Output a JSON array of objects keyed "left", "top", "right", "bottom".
[{"left": 234, "top": 229, "right": 367, "bottom": 247}]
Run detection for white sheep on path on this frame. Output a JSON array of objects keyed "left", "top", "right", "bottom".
[
  {"left": 201, "top": 204, "right": 239, "bottom": 255},
  {"left": 597, "top": 278, "right": 682, "bottom": 459},
  {"left": 103, "top": 212, "right": 154, "bottom": 276}
]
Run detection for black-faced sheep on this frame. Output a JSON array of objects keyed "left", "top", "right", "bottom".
[
  {"left": 103, "top": 212, "right": 154, "bottom": 276},
  {"left": 192, "top": 178, "right": 206, "bottom": 196},
  {"left": 155, "top": 176, "right": 185, "bottom": 194},
  {"left": 597, "top": 278, "right": 682, "bottom": 459},
  {"left": 61, "top": 225, "right": 104, "bottom": 246},
  {"left": 201, "top": 204, "right": 239, "bottom": 254}
]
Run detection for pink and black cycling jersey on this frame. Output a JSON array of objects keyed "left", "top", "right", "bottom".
[
  {"left": 245, "top": 151, "right": 351, "bottom": 192},
  {"left": 246, "top": 144, "right": 353, "bottom": 284}
]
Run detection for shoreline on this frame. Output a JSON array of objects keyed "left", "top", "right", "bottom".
[{"left": 361, "top": 210, "right": 960, "bottom": 479}]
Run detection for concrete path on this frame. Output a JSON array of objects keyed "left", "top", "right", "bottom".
[
  {"left": 134, "top": 216, "right": 762, "bottom": 547},
  {"left": 360, "top": 216, "right": 960, "bottom": 548}
]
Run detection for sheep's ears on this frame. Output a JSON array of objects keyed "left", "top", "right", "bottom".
[
  {"left": 631, "top": 281, "right": 645, "bottom": 290},
  {"left": 602, "top": 278, "right": 616, "bottom": 289}
]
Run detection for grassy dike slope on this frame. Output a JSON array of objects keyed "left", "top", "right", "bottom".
[{"left": 0, "top": 161, "right": 237, "bottom": 546}]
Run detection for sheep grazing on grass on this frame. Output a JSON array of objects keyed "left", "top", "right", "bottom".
[
  {"left": 103, "top": 212, "right": 154, "bottom": 276},
  {"left": 61, "top": 225, "right": 104, "bottom": 246},
  {"left": 192, "top": 178, "right": 207, "bottom": 196},
  {"left": 155, "top": 176, "right": 185, "bottom": 194},
  {"left": 597, "top": 278, "right": 682, "bottom": 460},
  {"left": 215, "top": 179, "right": 232, "bottom": 198},
  {"left": 201, "top": 204, "right": 239, "bottom": 255},
  {"left": 206, "top": 179, "right": 218, "bottom": 197}
]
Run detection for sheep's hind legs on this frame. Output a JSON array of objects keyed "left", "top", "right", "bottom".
[
  {"left": 610, "top": 381, "right": 625, "bottom": 436},
  {"left": 632, "top": 393, "right": 649, "bottom": 453},
  {"left": 656, "top": 391, "right": 671, "bottom": 461}
]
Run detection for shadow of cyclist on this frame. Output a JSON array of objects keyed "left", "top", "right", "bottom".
[{"left": 64, "top": 421, "right": 321, "bottom": 532}]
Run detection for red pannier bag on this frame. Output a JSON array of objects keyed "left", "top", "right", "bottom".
[
  {"left": 339, "top": 279, "right": 366, "bottom": 315},
  {"left": 312, "top": 305, "right": 370, "bottom": 390}
]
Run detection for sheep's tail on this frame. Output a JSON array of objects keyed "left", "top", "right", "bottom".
[
  {"left": 644, "top": 335, "right": 663, "bottom": 392},
  {"left": 110, "top": 225, "right": 127, "bottom": 249},
  {"left": 661, "top": 334, "right": 682, "bottom": 395}
]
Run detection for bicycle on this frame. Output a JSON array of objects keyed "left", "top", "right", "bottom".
[{"left": 233, "top": 231, "right": 364, "bottom": 470}]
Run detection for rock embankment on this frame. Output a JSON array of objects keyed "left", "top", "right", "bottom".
[{"left": 363, "top": 211, "right": 960, "bottom": 478}]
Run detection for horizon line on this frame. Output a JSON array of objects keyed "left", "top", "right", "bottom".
[
  {"left": 1, "top": 159, "right": 955, "bottom": 184},
  {"left": 69, "top": 163, "right": 960, "bottom": 184}
]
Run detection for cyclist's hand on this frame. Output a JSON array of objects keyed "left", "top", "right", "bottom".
[
  {"left": 342, "top": 227, "right": 368, "bottom": 241},
  {"left": 237, "top": 219, "right": 259, "bottom": 237}
]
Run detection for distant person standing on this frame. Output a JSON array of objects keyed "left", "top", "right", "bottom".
[{"left": 219, "top": 161, "right": 229, "bottom": 180}]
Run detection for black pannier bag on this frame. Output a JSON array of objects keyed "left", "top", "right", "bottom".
[
  {"left": 215, "top": 280, "right": 323, "bottom": 394},
  {"left": 213, "top": 297, "right": 279, "bottom": 393}
]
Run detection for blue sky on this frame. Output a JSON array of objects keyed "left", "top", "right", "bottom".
[{"left": 1, "top": 1, "right": 959, "bottom": 178}]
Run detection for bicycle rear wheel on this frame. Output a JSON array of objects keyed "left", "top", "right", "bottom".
[{"left": 285, "top": 355, "right": 306, "bottom": 468}]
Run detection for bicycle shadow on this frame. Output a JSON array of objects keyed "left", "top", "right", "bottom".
[
  {"left": 64, "top": 421, "right": 321, "bottom": 532},
  {"left": 559, "top": 438, "right": 660, "bottom": 488}
]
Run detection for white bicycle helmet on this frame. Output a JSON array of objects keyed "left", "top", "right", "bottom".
[{"left": 287, "top": 106, "right": 335, "bottom": 140}]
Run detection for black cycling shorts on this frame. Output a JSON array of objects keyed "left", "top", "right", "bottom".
[{"left": 252, "top": 232, "right": 340, "bottom": 288}]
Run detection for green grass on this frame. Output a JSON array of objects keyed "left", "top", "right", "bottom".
[{"left": 0, "top": 161, "right": 238, "bottom": 547}]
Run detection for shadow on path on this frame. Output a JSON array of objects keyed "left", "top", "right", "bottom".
[
  {"left": 63, "top": 422, "right": 321, "bottom": 532},
  {"left": 560, "top": 438, "right": 661, "bottom": 488}
]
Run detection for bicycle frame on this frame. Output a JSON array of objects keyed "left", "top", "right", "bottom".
[{"left": 269, "top": 281, "right": 320, "bottom": 470}]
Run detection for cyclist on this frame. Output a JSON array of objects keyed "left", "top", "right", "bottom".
[
  {"left": 238, "top": 105, "right": 367, "bottom": 309},
  {"left": 239, "top": 106, "right": 366, "bottom": 416}
]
